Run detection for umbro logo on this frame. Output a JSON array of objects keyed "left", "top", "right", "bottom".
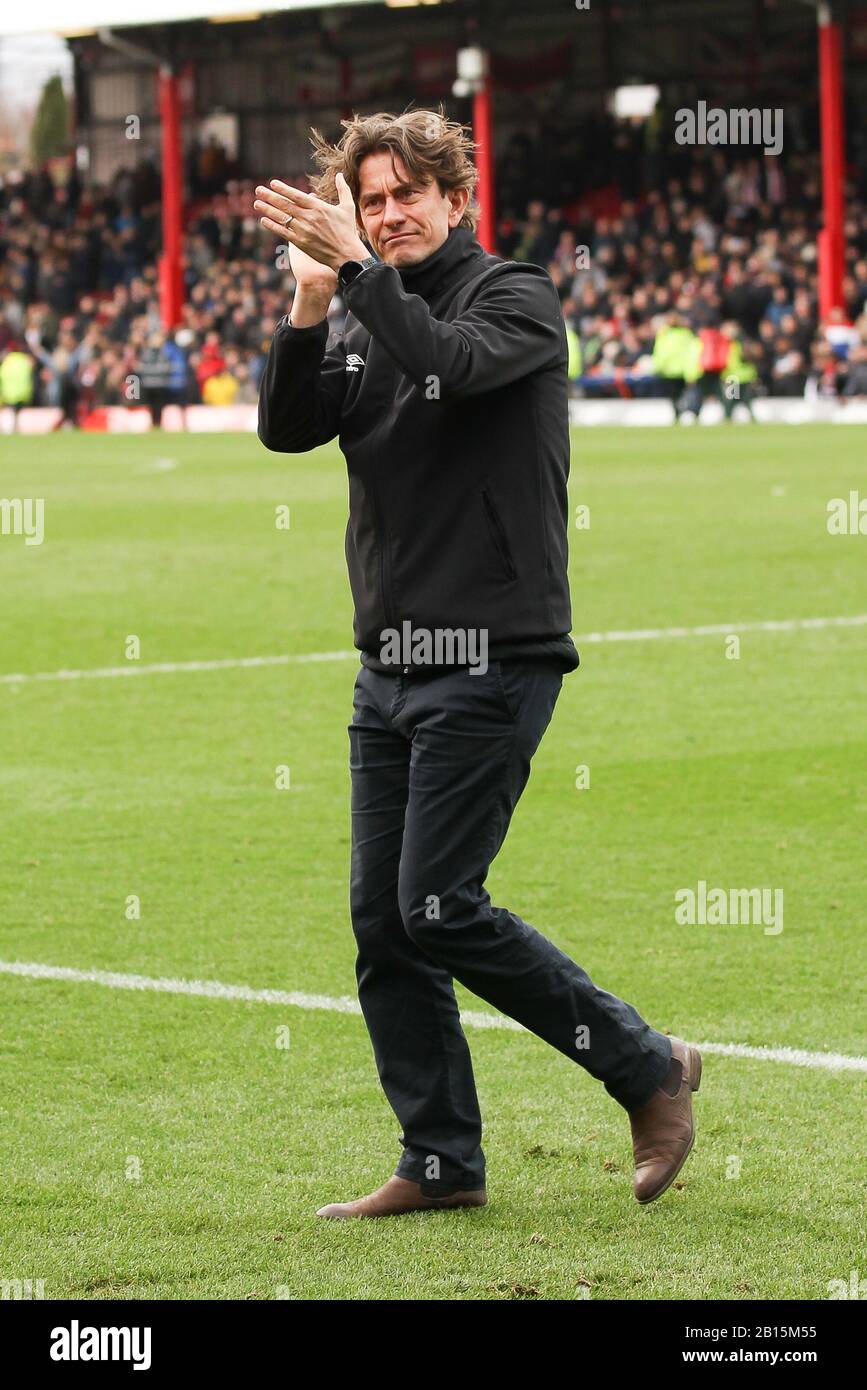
[{"left": 345, "top": 353, "right": 366, "bottom": 373}]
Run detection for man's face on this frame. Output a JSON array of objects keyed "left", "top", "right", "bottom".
[{"left": 355, "top": 150, "right": 468, "bottom": 267}]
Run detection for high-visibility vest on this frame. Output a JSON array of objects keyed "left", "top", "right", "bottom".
[
  {"left": 725, "top": 340, "right": 758, "bottom": 384},
  {"left": 565, "top": 326, "right": 583, "bottom": 380},
  {"left": 0, "top": 351, "right": 34, "bottom": 405}
]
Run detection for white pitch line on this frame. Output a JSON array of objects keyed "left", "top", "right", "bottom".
[
  {"left": 690, "top": 1040, "right": 867, "bottom": 1074},
  {"left": 1, "top": 614, "right": 865, "bottom": 687},
  {"left": 0, "top": 652, "right": 352, "bottom": 685},
  {"left": 134, "top": 457, "right": 178, "bottom": 474},
  {"left": 1, "top": 959, "right": 864, "bottom": 1074},
  {"left": 0, "top": 959, "right": 362, "bottom": 1014},
  {"left": 576, "top": 614, "right": 867, "bottom": 643}
]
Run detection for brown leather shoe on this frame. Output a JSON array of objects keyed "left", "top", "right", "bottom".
[
  {"left": 316, "top": 1175, "right": 488, "bottom": 1219},
  {"left": 629, "top": 1037, "right": 702, "bottom": 1204}
]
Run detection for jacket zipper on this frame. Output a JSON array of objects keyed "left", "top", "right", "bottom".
[
  {"left": 369, "top": 361, "right": 398, "bottom": 631},
  {"left": 481, "top": 488, "right": 518, "bottom": 580}
]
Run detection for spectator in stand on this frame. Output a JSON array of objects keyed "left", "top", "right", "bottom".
[
  {"left": 194, "top": 334, "right": 227, "bottom": 396},
  {"left": 136, "top": 331, "right": 175, "bottom": 428},
  {"left": 843, "top": 342, "right": 867, "bottom": 397},
  {"left": 685, "top": 322, "right": 733, "bottom": 418},
  {"left": 233, "top": 362, "right": 259, "bottom": 405},
  {"left": 764, "top": 284, "right": 795, "bottom": 328},
  {"left": 850, "top": 259, "right": 867, "bottom": 316},
  {"left": 511, "top": 200, "right": 557, "bottom": 266},
  {"left": 806, "top": 342, "right": 846, "bottom": 399},
  {"left": 0, "top": 340, "right": 34, "bottom": 428},
  {"left": 771, "top": 339, "right": 808, "bottom": 397},
  {"left": 720, "top": 322, "right": 758, "bottom": 421},
  {"left": 163, "top": 332, "right": 191, "bottom": 409},
  {"left": 202, "top": 365, "right": 239, "bottom": 406},
  {"left": 35, "top": 326, "right": 80, "bottom": 428},
  {"left": 2, "top": 131, "right": 866, "bottom": 422},
  {"left": 823, "top": 306, "right": 860, "bottom": 360},
  {"left": 651, "top": 313, "right": 701, "bottom": 422}
]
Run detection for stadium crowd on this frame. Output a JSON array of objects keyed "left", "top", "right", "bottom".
[
  {"left": 2, "top": 116, "right": 867, "bottom": 424},
  {"left": 494, "top": 121, "right": 867, "bottom": 413}
]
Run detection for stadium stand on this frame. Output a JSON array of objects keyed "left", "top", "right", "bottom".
[{"left": 1, "top": 113, "right": 866, "bottom": 425}]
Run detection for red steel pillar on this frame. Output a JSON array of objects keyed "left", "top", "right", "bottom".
[
  {"left": 158, "top": 65, "right": 184, "bottom": 330},
  {"left": 818, "top": 3, "right": 846, "bottom": 317},
  {"left": 473, "top": 59, "right": 496, "bottom": 253}
]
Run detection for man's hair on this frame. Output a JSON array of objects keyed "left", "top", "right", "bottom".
[{"left": 308, "top": 106, "right": 480, "bottom": 233}]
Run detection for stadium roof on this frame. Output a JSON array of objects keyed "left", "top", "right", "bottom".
[
  {"left": 2, "top": 0, "right": 854, "bottom": 41},
  {"left": 0, "top": 0, "right": 378, "bottom": 40}
]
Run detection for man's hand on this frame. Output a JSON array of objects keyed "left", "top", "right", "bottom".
[{"left": 254, "top": 172, "right": 369, "bottom": 275}]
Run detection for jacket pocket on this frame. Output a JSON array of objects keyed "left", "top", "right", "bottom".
[{"left": 481, "top": 488, "right": 518, "bottom": 580}]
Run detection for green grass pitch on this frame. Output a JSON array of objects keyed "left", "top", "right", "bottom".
[{"left": 0, "top": 424, "right": 864, "bottom": 1300}]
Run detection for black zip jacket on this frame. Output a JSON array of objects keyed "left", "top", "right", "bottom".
[{"left": 258, "top": 225, "right": 579, "bottom": 676}]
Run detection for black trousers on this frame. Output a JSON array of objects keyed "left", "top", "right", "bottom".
[{"left": 348, "top": 658, "right": 672, "bottom": 1195}]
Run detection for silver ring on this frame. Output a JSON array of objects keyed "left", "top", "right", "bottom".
[{"left": 283, "top": 212, "right": 294, "bottom": 227}]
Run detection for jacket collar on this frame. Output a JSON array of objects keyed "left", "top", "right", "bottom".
[{"left": 393, "top": 225, "right": 485, "bottom": 302}]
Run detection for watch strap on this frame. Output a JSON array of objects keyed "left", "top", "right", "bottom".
[{"left": 338, "top": 255, "right": 378, "bottom": 291}]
